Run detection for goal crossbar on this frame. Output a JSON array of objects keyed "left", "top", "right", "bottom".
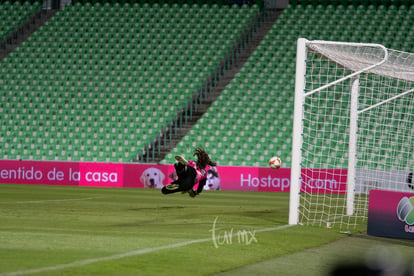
[{"left": 305, "top": 41, "right": 388, "bottom": 97}]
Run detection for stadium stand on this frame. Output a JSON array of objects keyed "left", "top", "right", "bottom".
[
  {"left": 161, "top": 1, "right": 414, "bottom": 167},
  {"left": 0, "top": 1, "right": 260, "bottom": 162},
  {"left": 1, "top": 0, "right": 413, "bottom": 166}
]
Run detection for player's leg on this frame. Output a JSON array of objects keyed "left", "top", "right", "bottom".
[
  {"left": 161, "top": 181, "right": 181, "bottom": 194},
  {"left": 187, "top": 179, "right": 207, "bottom": 198},
  {"left": 161, "top": 155, "right": 189, "bottom": 194},
  {"left": 161, "top": 166, "right": 197, "bottom": 195},
  {"left": 174, "top": 162, "right": 186, "bottom": 178},
  {"left": 191, "top": 179, "right": 206, "bottom": 197},
  {"left": 161, "top": 181, "right": 192, "bottom": 195},
  {"left": 173, "top": 155, "right": 188, "bottom": 178},
  {"left": 178, "top": 166, "right": 197, "bottom": 191}
]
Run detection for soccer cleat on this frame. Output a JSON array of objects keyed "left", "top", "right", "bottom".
[
  {"left": 188, "top": 189, "right": 197, "bottom": 198},
  {"left": 175, "top": 155, "right": 188, "bottom": 166},
  {"left": 165, "top": 184, "right": 180, "bottom": 190}
]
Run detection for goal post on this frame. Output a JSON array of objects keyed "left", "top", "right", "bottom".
[
  {"left": 289, "top": 38, "right": 307, "bottom": 225},
  {"left": 289, "top": 38, "right": 414, "bottom": 231}
]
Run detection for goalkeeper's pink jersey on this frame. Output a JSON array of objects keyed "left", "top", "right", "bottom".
[{"left": 188, "top": 160, "right": 210, "bottom": 184}]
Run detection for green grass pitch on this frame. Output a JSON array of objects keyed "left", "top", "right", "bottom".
[{"left": 1, "top": 184, "right": 414, "bottom": 276}]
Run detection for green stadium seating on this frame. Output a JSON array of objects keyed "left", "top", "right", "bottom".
[
  {"left": 161, "top": 2, "right": 414, "bottom": 167},
  {"left": 0, "top": 2, "right": 260, "bottom": 162}
]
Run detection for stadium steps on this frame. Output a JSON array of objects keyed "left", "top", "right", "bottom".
[
  {"left": 145, "top": 9, "right": 283, "bottom": 163},
  {"left": 0, "top": 5, "right": 55, "bottom": 60}
]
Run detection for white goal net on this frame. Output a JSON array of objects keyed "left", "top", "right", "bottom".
[{"left": 289, "top": 38, "right": 414, "bottom": 231}]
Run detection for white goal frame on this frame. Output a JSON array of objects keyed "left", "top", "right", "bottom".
[{"left": 289, "top": 38, "right": 414, "bottom": 229}]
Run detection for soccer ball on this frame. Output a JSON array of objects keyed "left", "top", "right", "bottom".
[{"left": 269, "top": 156, "right": 281, "bottom": 169}]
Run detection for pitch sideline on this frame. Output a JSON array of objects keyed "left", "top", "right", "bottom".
[{"left": 0, "top": 224, "right": 294, "bottom": 276}]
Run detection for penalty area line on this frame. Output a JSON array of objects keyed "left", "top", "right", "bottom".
[{"left": 0, "top": 224, "right": 294, "bottom": 276}]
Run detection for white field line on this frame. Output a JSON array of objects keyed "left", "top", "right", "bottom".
[{"left": 0, "top": 224, "right": 294, "bottom": 276}]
